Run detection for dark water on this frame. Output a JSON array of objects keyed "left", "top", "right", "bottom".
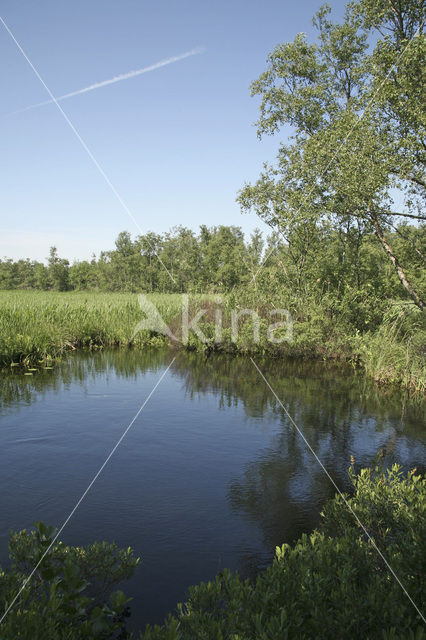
[{"left": 0, "top": 348, "right": 424, "bottom": 630}]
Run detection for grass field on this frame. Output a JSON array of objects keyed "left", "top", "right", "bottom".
[{"left": 0, "top": 290, "right": 186, "bottom": 366}]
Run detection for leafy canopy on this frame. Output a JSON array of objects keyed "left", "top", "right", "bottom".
[{"left": 238, "top": 0, "right": 425, "bottom": 308}]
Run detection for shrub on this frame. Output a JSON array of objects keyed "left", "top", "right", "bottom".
[
  {"left": 0, "top": 522, "right": 139, "bottom": 639},
  {"left": 141, "top": 464, "right": 425, "bottom": 640},
  {"left": 1, "top": 466, "right": 424, "bottom": 639}
]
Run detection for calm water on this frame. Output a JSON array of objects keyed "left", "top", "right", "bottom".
[{"left": 0, "top": 348, "right": 424, "bottom": 630}]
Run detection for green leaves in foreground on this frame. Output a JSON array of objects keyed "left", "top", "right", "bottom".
[
  {"left": 0, "top": 464, "right": 424, "bottom": 639},
  {"left": 142, "top": 463, "right": 425, "bottom": 640},
  {"left": 0, "top": 521, "right": 139, "bottom": 639}
]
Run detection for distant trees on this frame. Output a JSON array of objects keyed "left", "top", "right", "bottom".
[
  {"left": 0, "top": 258, "right": 48, "bottom": 290},
  {"left": 0, "top": 227, "right": 261, "bottom": 293},
  {"left": 68, "top": 259, "right": 96, "bottom": 290},
  {"left": 0, "top": 221, "right": 424, "bottom": 308},
  {"left": 47, "top": 246, "right": 69, "bottom": 291}
]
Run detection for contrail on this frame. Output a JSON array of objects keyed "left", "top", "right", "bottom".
[{"left": 10, "top": 47, "right": 204, "bottom": 115}]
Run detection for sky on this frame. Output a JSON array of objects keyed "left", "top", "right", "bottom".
[{"left": 0, "top": 0, "right": 347, "bottom": 263}]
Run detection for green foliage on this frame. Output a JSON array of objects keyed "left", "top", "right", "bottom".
[
  {"left": 47, "top": 247, "right": 70, "bottom": 291},
  {"left": 0, "top": 4, "right": 424, "bottom": 387},
  {"left": 1, "top": 283, "right": 424, "bottom": 391},
  {"left": 351, "top": 301, "right": 426, "bottom": 393},
  {"left": 141, "top": 464, "right": 425, "bottom": 640},
  {"left": 1, "top": 221, "right": 422, "bottom": 308},
  {"left": 0, "top": 226, "right": 255, "bottom": 294},
  {"left": 239, "top": 0, "right": 425, "bottom": 309},
  {"left": 0, "top": 465, "right": 424, "bottom": 638},
  {"left": 0, "top": 522, "right": 139, "bottom": 639}
]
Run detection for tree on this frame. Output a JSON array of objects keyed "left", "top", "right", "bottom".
[
  {"left": 111, "top": 231, "right": 140, "bottom": 291},
  {"left": 199, "top": 226, "right": 246, "bottom": 290},
  {"left": 34, "top": 262, "right": 49, "bottom": 290},
  {"left": 136, "top": 232, "right": 163, "bottom": 292},
  {"left": 239, "top": 228, "right": 264, "bottom": 289},
  {"left": 69, "top": 260, "right": 94, "bottom": 290},
  {"left": 238, "top": 0, "right": 425, "bottom": 308},
  {"left": 47, "top": 247, "right": 69, "bottom": 291}
]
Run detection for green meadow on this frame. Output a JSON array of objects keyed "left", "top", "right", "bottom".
[{"left": 0, "top": 291, "right": 184, "bottom": 367}]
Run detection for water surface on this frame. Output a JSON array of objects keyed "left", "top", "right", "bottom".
[{"left": 0, "top": 349, "right": 424, "bottom": 629}]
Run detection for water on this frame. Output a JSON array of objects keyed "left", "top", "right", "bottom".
[{"left": 0, "top": 348, "right": 424, "bottom": 630}]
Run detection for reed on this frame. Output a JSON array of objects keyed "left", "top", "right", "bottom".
[
  {"left": 1, "top": 291, "right": 424, "bottom": 395},
  {"left": 0, "top": 290, "right": 185, "bottom": 366}
]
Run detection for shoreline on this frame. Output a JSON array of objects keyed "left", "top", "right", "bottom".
[{"left": 1, "top": 290, "right": 424, "bottom": 395}]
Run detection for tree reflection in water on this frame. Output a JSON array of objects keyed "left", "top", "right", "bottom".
[{"left": 1, "top": 347, "right": 424, "bottom": 580}]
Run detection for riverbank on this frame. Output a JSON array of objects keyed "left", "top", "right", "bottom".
[{"left": 0, "top": 290, "right": 424, "bottom": 394}]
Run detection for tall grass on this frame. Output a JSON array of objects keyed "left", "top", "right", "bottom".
[
  {"left": 1, "top": 291, "right": 424, "bottom": 395},
  {"left": 352, "top": 302, "right": 426, "bottom": 395},
  {"left": 0, "top": 291, "right": 184, "bottom": 366}
]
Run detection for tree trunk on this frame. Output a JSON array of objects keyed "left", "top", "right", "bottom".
[{"left": 372, "top": 215, "right": 425, "bottom": 310}]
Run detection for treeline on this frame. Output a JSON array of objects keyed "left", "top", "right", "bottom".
[
  {"left": 0, "top": 226, "right": 258, "bottom": 293},
  {"left": 0, "top": 223, "right": 424, "bottom": 301}
]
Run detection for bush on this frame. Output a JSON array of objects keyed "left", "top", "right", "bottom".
[
  {"left": 352, "top": 301, "right": 426, "bottom": 393},
  {"left": 1, "top": 467, "right": 424, "bottom": 639},
  {"left": 141, "top": 463, "right": 425, "bottom": 640},
  {"left": 0, "top": 522, "right": 139, "bottom": 639}
]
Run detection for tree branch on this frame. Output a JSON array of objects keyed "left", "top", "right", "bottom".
[
  {"left": 387, "top": 221, "right": 426, "bottom": 263},
  {"left": 390, "top": 211, "right": 426, "bottom": 221}
]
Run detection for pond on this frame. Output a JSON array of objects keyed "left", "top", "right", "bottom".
[{"left": 0, "top": 348, "right": 424, "bottom": 630}]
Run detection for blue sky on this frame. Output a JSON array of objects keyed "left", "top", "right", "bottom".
[{"left": 1, "top": 0, "right": 347, "bottom": 262}]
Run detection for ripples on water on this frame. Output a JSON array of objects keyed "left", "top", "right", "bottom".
[{"left": 0, "top": 348, "right": 424, "bottom": 628}]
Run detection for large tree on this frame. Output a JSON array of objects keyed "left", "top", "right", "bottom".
[{"left": 238, "top": 0, "right": 425, "bottom": 308}]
